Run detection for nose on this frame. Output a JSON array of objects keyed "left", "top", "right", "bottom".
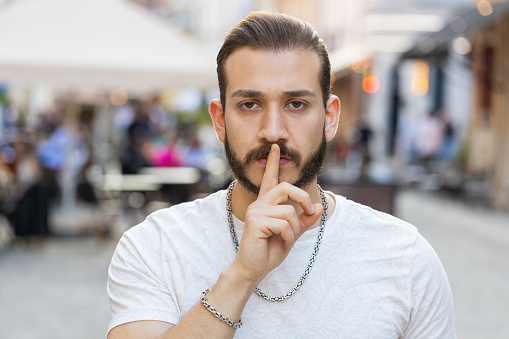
[{"left": 257, "top": 104, "right": 289, "bottom": 143}]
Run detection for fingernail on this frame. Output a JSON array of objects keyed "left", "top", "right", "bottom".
[{"left": 310, "top": 204, "right": 315, "bottom": 214}]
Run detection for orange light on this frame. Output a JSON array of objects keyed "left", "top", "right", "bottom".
[
  {"left": 411, "top": 59, "right": 429, "bottom": 96},
  {"left": 362, "top": 76, "right": 380, "bottom": 94},
  {"left": 477, "top": 0, "right": 493, "bottom": 16},
  {"left": 350, "top": 60, "right": 369, "bottom": 74},
  {"left": 412, "top": 75, "right": 429, "bottom": 96}
]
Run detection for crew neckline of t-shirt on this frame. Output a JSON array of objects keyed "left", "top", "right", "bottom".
[{"left": 230, "top": 190, "right": 339, "bottom": 241}]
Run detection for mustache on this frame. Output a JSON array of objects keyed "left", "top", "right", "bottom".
[{"left": 243, "top": 141, "right": 302, "bottom": 167}]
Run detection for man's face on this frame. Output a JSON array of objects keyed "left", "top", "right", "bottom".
[{"left": 216, "top": 47, "right": 336, "bottom": 194}]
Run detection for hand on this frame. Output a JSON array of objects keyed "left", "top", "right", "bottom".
[{"left": 231, "top": 144, "right": 323, "bottom": 286}]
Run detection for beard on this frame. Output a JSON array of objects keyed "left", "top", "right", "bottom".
[{"left": 224, "top": 129, "right": 327, "bottom": 196}]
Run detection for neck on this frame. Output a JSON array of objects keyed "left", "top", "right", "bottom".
[{"left": 230, "top": 179, "right": 322, "bottom": 224}]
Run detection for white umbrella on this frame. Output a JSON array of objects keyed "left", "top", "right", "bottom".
[{"left": 0, "top": 0, "right": 218, "bottom": 93}]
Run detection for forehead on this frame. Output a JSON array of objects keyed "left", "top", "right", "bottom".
[{"left": 223, "top": 47, "right": 321, "bottom": 98}]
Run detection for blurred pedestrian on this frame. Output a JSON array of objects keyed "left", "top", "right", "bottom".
[
  {"left": 438, "top": 112, "right": 455, "bottom": 162},
  {"left": 120, "top": 101, "right": 152, "bottom": 174},
  {"left": 0, "top": 152, "right": 14, "bottom": 238},
  {"left": 38, "top": 122, "right": 90, "bottom": 219},
  {"left": 396, "top": 112, "right": 419, "bottom": 165},
  {"left": 181, "top": 133, "right": 207, "bottom": 169},
  {"left": 11, "top": 136, "right": 50, "bottom": 237},
  {"left": 150, "top": 132, "right": 182, "bottom": 167},
  {"left": 1, "top": 99, "right": 19, "bottom": 141},
  {"left": 414, "top": 111, "right": 445, "bottom": 171},
  {"left": 352, "top": 115, "right": 373, "bottom": 179},
  {"left": 146, "top": 95, "right": 177, "bottom": 137}
]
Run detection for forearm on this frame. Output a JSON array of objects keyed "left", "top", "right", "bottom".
[{"left": 164, "top": 265, "right": 257, "bottom": 338}]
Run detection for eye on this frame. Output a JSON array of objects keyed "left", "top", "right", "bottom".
[
  {"left": 290, "top": 101, "right": 302, "bottom": 108},
  {"left": 285, "top": 101, "right": 306, "bottom": 110},
  {"left": 241, "top": 102, "right": 259, "bottom": 109}
]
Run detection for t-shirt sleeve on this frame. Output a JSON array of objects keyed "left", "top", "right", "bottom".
[
  {"left": 107, "top": 223, "right": 180, "bottom": 333},
  {"left": 404, "top": 234, "right": 456, "bottom": 338}
]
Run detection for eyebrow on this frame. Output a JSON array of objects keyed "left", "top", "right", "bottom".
[
  {"left": 283, "top": 90, "right": 316, "bottom": 98},
  {"left": 230, "top": 89, "right": 316, "bottom": 99},
  {"left": 231, "top": 89, "right": 263, "bottom": 98}
]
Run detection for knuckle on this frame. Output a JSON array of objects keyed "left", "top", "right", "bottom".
[
  {"left": 280, "top": 220, "right": 292, "bottom": 231},
  {"left": 275, "top": 218, "right": 287, "bottom": 228},
  {"left": 301, "top": 192, "right": 311, "bottom": 203},
  {"left": 245, "top": 212, "right": 261, "bottom": 225},
  {"left": 283, "top": 222, "right": 295, "bottom": 239},
  {"left": 287, "top": 223, "right": 294, "bottom": 234},
  {"left": 279, "top": 182, "right": 291, "bottom": 190},
  {"left": 247, "top": 202, "right": 263, "bottom": 213},
  {"left": 282, "top": 205, "right": 295, "bottom": 219},
  {"left": 245, "top": 206, "right": 255, "bottom": 216}
]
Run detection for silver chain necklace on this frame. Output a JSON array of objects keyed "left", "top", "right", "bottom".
[{"left": 226, "top": 180, "right": 328, "bottom": 302}]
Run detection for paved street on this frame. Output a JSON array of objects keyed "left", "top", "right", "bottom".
[
  {"left": 0, "top": 189, "right": 508, "bottom": 338},
  {"left": 395, "top": 190, "right": 509, "bottom": 339},
  {"left": 0, "top": 237, "right": 116, "bottom": 339}
]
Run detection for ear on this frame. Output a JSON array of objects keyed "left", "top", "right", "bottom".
[
  {"left": 209, "top": 99, "right": 226, "bottom": 143},
  {"left": 324, "top": 95, "right": 341, "bottom": 142}
]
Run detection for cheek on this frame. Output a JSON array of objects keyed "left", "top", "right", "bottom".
[
  {"left": 226, "top": 115, "right": 258, "bottom": 141},
  {"left": 289, "top": 116, "right": 324, "bottom": 138},
  {"left": 225, "top": 127, "right": 249, "bottom": 155}
]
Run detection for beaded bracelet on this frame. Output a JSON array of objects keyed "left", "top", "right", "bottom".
[{"left": 200, "top": 289, "right": 243, "bottom": 329}]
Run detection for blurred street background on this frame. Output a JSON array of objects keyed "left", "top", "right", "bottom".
[{"left": 1, "top": 0, "right": 509, "bottom": 338}]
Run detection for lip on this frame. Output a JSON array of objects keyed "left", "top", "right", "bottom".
[{"left": 257, "top": 157, "right": 290, "bottom": 166}]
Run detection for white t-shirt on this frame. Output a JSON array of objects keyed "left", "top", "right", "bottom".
[{"left": 107, "top": 189, "right": 455, "bottom": 338}]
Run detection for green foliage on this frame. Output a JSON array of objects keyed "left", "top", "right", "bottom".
[
  {"left": 0, "top": 92, "right": 8, "bottom": 105},
  {"left": 456, "top": 140, "right": 469, "bottom": 169},
  {"left": 175, "top": 99, "right": 212, "bottom": 126}
]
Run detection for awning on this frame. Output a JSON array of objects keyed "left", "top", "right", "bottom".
[
  {"left": 402, "top": 0, "right": 509, "bottom": 59},
  {"left": 0, "top": 0, "right": 217, "bottom": 93},
  {"left": 329, "top": 44, "right": 372, "bottom": 77}
]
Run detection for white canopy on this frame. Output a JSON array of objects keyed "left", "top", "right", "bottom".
[{"left": 0, "top": 0, "right": 218, "bottom": 93}]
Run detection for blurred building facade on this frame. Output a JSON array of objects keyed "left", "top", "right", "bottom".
[
  {"left": 388, "top": 0, "right": 509, "bottom": 208},
  {"left": 468, "top": 9, "right": 509, "bottom": 208}
]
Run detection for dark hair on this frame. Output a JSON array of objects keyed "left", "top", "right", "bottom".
[{"left": 216, "top": 11, "right": 331, "bottom": 110}]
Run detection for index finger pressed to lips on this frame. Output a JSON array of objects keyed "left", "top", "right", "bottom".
[{"left": 258, "top": 143, "right": 280, "bottom": 196}]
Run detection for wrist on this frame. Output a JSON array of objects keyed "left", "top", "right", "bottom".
[
  {"left": 221, "top": 263, "right": 260, "bottom": 294},
  {"left": 198, "top": 265, "right": 256, "bottom": 328},
  {"left": 201, "top": 288, "right": 243, "bottom": 329}
]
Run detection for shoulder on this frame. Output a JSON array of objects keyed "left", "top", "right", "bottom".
[
  {"left": 331, "top": 192, "right": 448, "bottom": 274},
  {"left": 327, "top": 193, "right": 455, "bottom": 336},
  {"left": 324, "top": 193, "right": 455, "bottom": 336},
  {"left": 329, "top": 192, "right": 420, "bottom": 244},
  {"left": 326, "top": 192, "right": 445, "bottom": 277}
]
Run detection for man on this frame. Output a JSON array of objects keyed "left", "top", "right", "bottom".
[{"left": 107, "top": 11, "right": 455, "bottom": 338}]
